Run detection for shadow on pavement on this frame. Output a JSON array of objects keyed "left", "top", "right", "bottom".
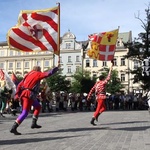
[
  {"left": 0, "top": 135, "right": 82, "bottom": 145},
  {"left": 26, "top": 126, "right": 109, "bottom": 135},
  {"left": 101, "top": 120, "right": 149, "bottom": 125},
  {"left": 110, "top": 125, "right": 150, "bottom": 131}
]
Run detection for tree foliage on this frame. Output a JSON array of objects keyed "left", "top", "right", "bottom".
[
  {"left": 100, "top": 68, "right": 124, "bottom": 94},
  {"left": 124, "top": 3, "right": 150, "bottom": 90},
  {"left": 70, "top": 67, "right": 124, "bottom": 94},
  {"left": 70, "top": 69, "right": 96, "bottom": 93},
  {"left": 46, "top": 70, "right": 71, "bottom": 92}
]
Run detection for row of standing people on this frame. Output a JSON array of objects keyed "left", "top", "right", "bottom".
[
  {"left": 39, "top": 91, "right": 95, "bottom": 112},
  {"left": 39, "top": 92, "right": 149, "bottom": 112},
  {"left": 1, "top": 86, "right": 149, "bottom": 118},
  {"left": 106, "top": 93, "right": 149, "bottom": 110},
  {"left": 1, "top": 90, "right": 149, "bottom": 118}
]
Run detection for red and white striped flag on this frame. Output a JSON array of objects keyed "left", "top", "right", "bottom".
[
  {"left": 7, "top": 5, "right": 60, "bottom": 55},
  {"left": 0, "top": 69, "right": 5, "bottom": 80}
]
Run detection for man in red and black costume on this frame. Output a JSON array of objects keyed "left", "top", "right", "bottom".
[
  {"left": 87, "top": 61, "right": 113, "bottom": 125},
  {"left": 10, "top": 65, "right": 59, "bottom": 135}
]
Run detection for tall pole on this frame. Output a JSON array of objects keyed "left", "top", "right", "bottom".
[
  {"left": 127, "top": 58, "right": 130, "bottom": 94},
  {"left": 81, "top": 45, "right": 85, "bottom": 77},
  {"left": 57, "top": 2, "right": 60, "bottom": 66},
  {"left": 81, "top": 48, "right": 84, "bottom": 77},
  {"left": 81, "top": 40, "right": 89, "bottom": 77},
  {"left": 53, "top": 54, "right": 55, "bottom": 67}
]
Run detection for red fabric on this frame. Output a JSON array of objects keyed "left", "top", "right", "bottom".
[
  {"left": 87, "top": 71, "right": 112, "bottom": 118},
  {"left": 87, "top": 73, "right": 111, "bottom": 100},
  {"left": 16, "top": 96, "right": 41, "bottom": 124},
  {"left": 94, "top": 98, "right": 106, "bottom": 118},
  {"left": 0, "top": 69, "right": 5, "bottom": 80},
  {"left": 16, "top": 70, "right": 48, "bottom": 96},
  {"left": 7, "top": 6, "right": 60, "bottom": 55},
  {"left": 21, "top": 97, "right": 41, "bottom": 116},
  {"left": 88, "top": 29, "right": 118, "bottom": 61},
  {"left": 11, "top": 72, "right": 19, "bottom": 86}
]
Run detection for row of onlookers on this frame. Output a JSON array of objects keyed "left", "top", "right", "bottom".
[{"left": 1, "top": 91, "right": 149, "bottom": 117}]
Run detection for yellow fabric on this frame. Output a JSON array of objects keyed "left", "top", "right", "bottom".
[
  {"left": 87, "top": 29, "right": 119, "bottom": 61},
  {"left": 101, "top": 29, "right": 118, "bottom": 45}
]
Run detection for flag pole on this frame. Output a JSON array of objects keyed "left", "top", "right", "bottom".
[
  {"left": 56, "top": 2, "right": 60, "bottom": 66},
  {"left": 112, "top": 27, "right": 119, "bottom": 63}
]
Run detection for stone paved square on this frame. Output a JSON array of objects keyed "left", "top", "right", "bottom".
[{"left": 0, "top": 110, "right": 150, "bottom": 150}]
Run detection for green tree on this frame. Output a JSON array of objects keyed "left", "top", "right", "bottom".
[
  {"left": 99, "top": 67, "right": 124, "bottom": 94},
  {"left": 124, "top": 3, "right": 150, "bottom": 90},
  {"left": 70, "top": 69, "right": 96, "bottom": 93},
  {"left": 46, "top": 70, "right": 71, "bottom": 92}
]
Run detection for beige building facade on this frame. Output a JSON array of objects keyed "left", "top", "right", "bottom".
[{"left": 0, "top": 31, "right": 142, "bottom": 94}]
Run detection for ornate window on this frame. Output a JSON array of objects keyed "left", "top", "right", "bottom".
[
  {"left": 68, "top": 56, "right": 71, "bottom": 63},
  {"left": 66, "top": 43, "right": 71, "bottom": 49},
  {"left": 0, "top": 62, "right": 4, "bottom": 69},
  {"left": 24, "top": 61, "right": 29, "bottom": 68},
  {"left": 121, "top": 74, "right": 125, "bottom": 82},
  {"left": 17, "top": 62, "right": 21, "bottom": 69},
  {"left": 102, "top": 61, "right": 107, "bottom": 67},
  {"left": 67, "top": 66, "right": 72, "bottom": 73},
  {"left": 86, "top": 59, "right": 90, "bottom": 67},
  {"left": 76, "top": 56, "right": 80, "bottom": 62},
  {"left": 113, "top": 58, "right": 117, "bottom": 66},
  {"left": 121, "top": 58, "right": 125, "bottom": 66},
  {"left": 9, "top": 62, "right": 13, "bottom": 69},
  {"left": 93, "top": 60, "right": 97, "bottom": 67},
  {"left": 76, "top": 66, "right": 80, "bottom": 72},
  {"left": 44, "top": 60, "right": 49, "bottom": 67}
]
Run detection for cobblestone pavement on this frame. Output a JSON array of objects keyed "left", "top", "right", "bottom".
[{"left": 0, "top": 110, "right": 150, "bottom": 150}]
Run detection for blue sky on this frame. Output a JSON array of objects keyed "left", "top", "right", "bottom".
[{"left": 0, "top": 0, "right": 149, "bottom": 42}]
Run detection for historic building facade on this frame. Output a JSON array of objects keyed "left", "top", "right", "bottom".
[{"left": 0, "top": 30, "right": 142, "bottom": 94}]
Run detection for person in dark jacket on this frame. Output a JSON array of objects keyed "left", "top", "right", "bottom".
[{"left": 0, "top": 81, "right": 12, "bottom": 117}]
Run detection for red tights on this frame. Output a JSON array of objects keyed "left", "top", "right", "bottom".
[
  {"left": 16, "top": 97, "right": 41, "bottom": 124},
  {"left": 93, "top": 98, "right": 106, "bottom": 118}
]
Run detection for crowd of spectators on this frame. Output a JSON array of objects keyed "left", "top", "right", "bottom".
[
  {"left": 30, "top": 91, "right": 150, "bottom": 112},
  {"left": 105, "top": 93, "right": 148, "bottom": 111},
  {"left": 1, "top": 91, "right": 149, "bottom": 117}
]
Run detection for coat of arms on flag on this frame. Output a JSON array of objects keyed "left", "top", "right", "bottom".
[
  {"left": 87, "top": 29, "right": 119, "bottom": 61},
  {"left": 7, "top": 5, "right": 60, "bottom": 55}
]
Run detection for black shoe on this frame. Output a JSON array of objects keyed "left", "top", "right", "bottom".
[
  {"left": 90, "top": 117, "right": 97, "bottom": 126},
  {"left": 10, "top": 122, "right": 21, "bottom": 135},
  {"left": 0, "top": 113, "right": 5, "bottom": 118},
  {"left": 31, "top": 124, "right": 42, "bottom": 129},
  {"left": 31, "top": 118, "right": 42, "bottom": 129},
  {"left": 10, "top": 128, "right": 21, "bottom": 135},
  {"left": 95, "top": 113, "right": 100, "bottom": 122}
]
